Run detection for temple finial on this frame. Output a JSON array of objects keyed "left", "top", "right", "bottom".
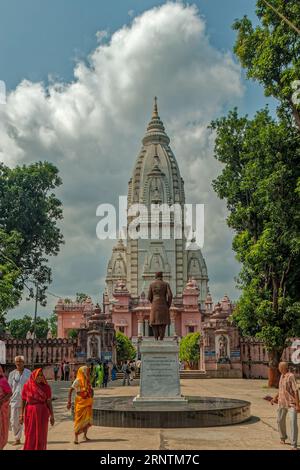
[{"left": 152, "top": 96, "right": 158, "bottom": 118}]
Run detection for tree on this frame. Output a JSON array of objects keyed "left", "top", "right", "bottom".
[
  {"left": 76, "top": 293, "right": 89, "bottom": 303},
  {"left": 179, "top": 332, "right": 201, "bottom": 369},
  {"left": 233, "top": 0, "right": 300, "bottom": 130},
  {"left": 116, "top": 331, "right": 136, "bottom": 364},
  {"left": 210, "top": 108, "right": 300, "bottom": 387},
  {"left": 0, "top": 161, "right": 64, "bottom": 315},
  {"left": 34, "top": 316, "right": 50, "bottom": 339},
  {"left": 0, "top": 230, "right": 22, "bottom": 326},
  {"left": 68, "top": 329, "right": 78, "bottom": 339},
  {"left": 7, "top": 314, "right": 50, "bottom": 339},
  {"left": 49, "top": 311, "right": 58, "bottom": 337},
  {"left": 8, "top": 315, "right": 32, "bottom": 339}
]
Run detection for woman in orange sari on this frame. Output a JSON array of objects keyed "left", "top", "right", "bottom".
[
  {"left": 0, "top": 365, "right": 12, "bottom": 450},
  {"left": 67, "top": 365, "right": 93, "bottom": 444},
  {"left": 21, "top": 368, "right": 54, "bottom": 450}
]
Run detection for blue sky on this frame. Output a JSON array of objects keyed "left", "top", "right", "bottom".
[
  {"left": 1, "top": 0, "right": 272, "bottom": 115},
  {"left": 0, "top": 1, "right": 277, "bottom": 318}
]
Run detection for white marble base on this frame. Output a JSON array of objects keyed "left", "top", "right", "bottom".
[{"left": 133, "top": 337, "right": 188, "bottom": 407}]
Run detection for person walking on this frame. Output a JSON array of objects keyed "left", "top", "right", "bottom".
[
  {"left": 60, "top": 361, "right": 65, "bottom": 381},
  {"left": 122, "top": 361, "right": 130, "bottom": 386},
  {"left": 20, "top": 368, "right": 55, "bottom": 450},
  {"left": 8, "top": 355, "right": 31, "bottom": 446},
  {"left": 103, "top": 363, "right": 109, "bottom": 388},
  {"left": 95, "top": 361, "right": 104, "bottom": 388},
  {"left": 0, "top": 365, "right": 12, "bottom": 450},
  {"left": 111, "top": 364, "right": 117, "bottom": 381},
  {"left": 53, "top": 364, "right": 59, "bottom": 381},
  {"left": 271, "top": 362, "right": 300, "bottom": 450},
  {"left": 64, "top": 362, "right": 70, "bottom": 381},
  {"left": 67, "top": 366, "right": 93, "bottom": 445}
]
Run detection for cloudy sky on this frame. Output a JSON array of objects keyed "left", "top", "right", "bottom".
[{"left": 0, "top": 1, "right": 275, "bottom": 319}]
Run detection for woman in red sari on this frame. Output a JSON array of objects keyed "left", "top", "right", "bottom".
[
  {"left": 0, "top": 365, "right": 12, "bottom": 450},
  {"left": 20, "top": 368, "right": 55, "bottom": 450}
]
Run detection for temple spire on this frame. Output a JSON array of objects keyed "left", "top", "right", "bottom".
[
  {"left": 143, "top": 96, "right": 170, "bottom": 146},
  {"left": 152, "top": 96, "right": 159, "bottom": 118}
]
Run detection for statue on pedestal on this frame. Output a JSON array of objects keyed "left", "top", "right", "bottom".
[{"left": 147, "top": 271, "right": 173, "bottom": 340}]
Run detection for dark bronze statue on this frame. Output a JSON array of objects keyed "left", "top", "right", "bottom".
[{"left": 147, "top": 272, "right": 173, "bottom": 340}]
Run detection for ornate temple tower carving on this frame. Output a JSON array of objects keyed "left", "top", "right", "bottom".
[
  {"left": 106, "top": 238, "right": 127, "bottom": 298},
  {"left": 112, "top": 97, "right": 208, "bottom": 302}
]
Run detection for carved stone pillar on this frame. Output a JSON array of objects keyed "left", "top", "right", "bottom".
[
  {"left": 170, "top": 306, "right": 179, "bottom": 337},
  {"left": 136, "top": 313, "right": 144, "bottom": 337}
]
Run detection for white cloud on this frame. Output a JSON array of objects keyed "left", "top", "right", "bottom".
[{"left": 1, "top": 2, "right": 243, "bottom": 318}]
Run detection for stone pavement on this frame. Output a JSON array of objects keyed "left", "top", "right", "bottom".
[{"left": 5, "top": 378, "right": 299, "bottom": 450}]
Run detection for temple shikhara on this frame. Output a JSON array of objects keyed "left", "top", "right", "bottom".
[{"left": 3, "top": 99, "right": 296, "bottom": 379}]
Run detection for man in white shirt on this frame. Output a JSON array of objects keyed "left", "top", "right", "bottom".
[{"left": 8, "top": 356, "right": 31, "bottom": 446}]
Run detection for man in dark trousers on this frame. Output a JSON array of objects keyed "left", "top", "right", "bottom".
[{"left": 148, "top": 272, "right": 173, "bottom": 341}]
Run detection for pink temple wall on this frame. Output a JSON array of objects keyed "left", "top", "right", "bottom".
[{"left": 57, "top": 310, "right": 83, "bottom": 338}]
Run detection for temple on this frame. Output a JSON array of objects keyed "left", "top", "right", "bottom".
[{"left": 102, "top": 98, "right": 242, "bottom": 376}]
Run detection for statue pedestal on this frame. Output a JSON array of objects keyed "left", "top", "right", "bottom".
[{"left": 133, "top": 338, "right": 188, "bottom": 407}]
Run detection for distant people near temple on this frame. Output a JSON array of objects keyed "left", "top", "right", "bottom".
[
  {"left": 21, "top": 368, "right": 54, "bottom": 450},
  {"left": 136, "top": 359, "right": 141, "bottom": 376},
  {"left": 60, "top": 361, "right": 65, "bottom": 381},
  {"left": 103, "top": 363, "right": 109, "bottom": 388},
  {"left": 111, "top": 364, "right": 117, "bottom": 381},
  {"left": 64, "top": 362, "right": 70, "bottom": 381},
  {"left": 68, "top": 365, "right": 93, "bottom": 445},
  {"left": 53, "top": 364, "right": 59, "bottom": 381},
  {"left": 0, "top": 365, "right": 12, "bottom": 450},
  {"left": 271, "top": 362, "right": 300, "bottom": 450},
  {"left": 129, "top": 361, "right": 135, "bottom": 382},
  {"left": 122, "top": 361, "right": 130, "bottom": 386},
  {"left": 8, "top": 356, "right": 31, "bottom": 446},
  {"left": 95, "top": 361, "right": 104, "bottom": 388}
]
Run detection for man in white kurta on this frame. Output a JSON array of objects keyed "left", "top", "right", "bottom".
[{"left": 8, "top": 356, "right": 31, "bottom": 445}]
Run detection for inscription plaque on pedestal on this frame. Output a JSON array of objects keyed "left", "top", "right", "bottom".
[{"left": 133, "top": 338, "right": 188, "bottom": 407}]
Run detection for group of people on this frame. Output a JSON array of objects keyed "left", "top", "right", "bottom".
[
  {"left": 0, "top": 356, "right": 120, "bottom": 450},
  {"left": 1, "top": 356, "right": 300, "bottom": 450},
  {"left": 90, "top": 361, "right": 116, "bottom": 388},
  {"left": 53, "top": 361, "right": 71, "bottom": 381},
  {"left": 0, "top": 356, "right": 54, "bottom": 450},
  {"left": 121, "top": 360, "right": 140, "bottom": 386}
]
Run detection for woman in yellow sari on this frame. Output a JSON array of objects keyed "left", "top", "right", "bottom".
[{"left": 67, "top": 366, "right": 93, "bottom": 444}]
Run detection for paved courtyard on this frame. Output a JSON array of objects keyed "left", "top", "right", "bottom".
[{"left": 5, "top": 378, "right": 299, "bottom": 450}]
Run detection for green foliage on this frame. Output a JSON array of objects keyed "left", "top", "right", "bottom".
[
  {"left": 34, "top": 316, "right": 50, "bottom": 339},
  {"left": 210, "top": 108, "right": 300, "bottom": 359},
  {"left": 0, "top": 161, "right": 64, "bottom": 313},
  {"left": 233, "top": 0, "right": 300, "bottom": 129},
  {"left": 76, "top": 293, "right": 89, "bottom": 302},
  {"left": 179, "top": 332, "right": 201, "bottom": 368},
  {"left": 67, "top": 329, "right": 78, "bottom": 339},
  {"left": 116, "top": 331, "right": 136, "bottom": 363},
  {"left": 8, "top": 315, "right": 32, "bottom": 339},
  {"left": 49, "top": 311, "right": 58, "bottom": 337},
  {"left": 7, "top": 314, "right": 50, "bottom": 339},
  {"left": 0, "top": 230, "right": 22, "bottom": 323}
]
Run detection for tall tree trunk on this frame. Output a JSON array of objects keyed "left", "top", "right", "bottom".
[{"left": 268, "top": 349, "right": 282, "bottom": 388}]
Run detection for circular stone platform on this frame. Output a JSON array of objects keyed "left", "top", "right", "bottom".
[{"left": 92, "top": 396, "right": 251, "bottom": 428}]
